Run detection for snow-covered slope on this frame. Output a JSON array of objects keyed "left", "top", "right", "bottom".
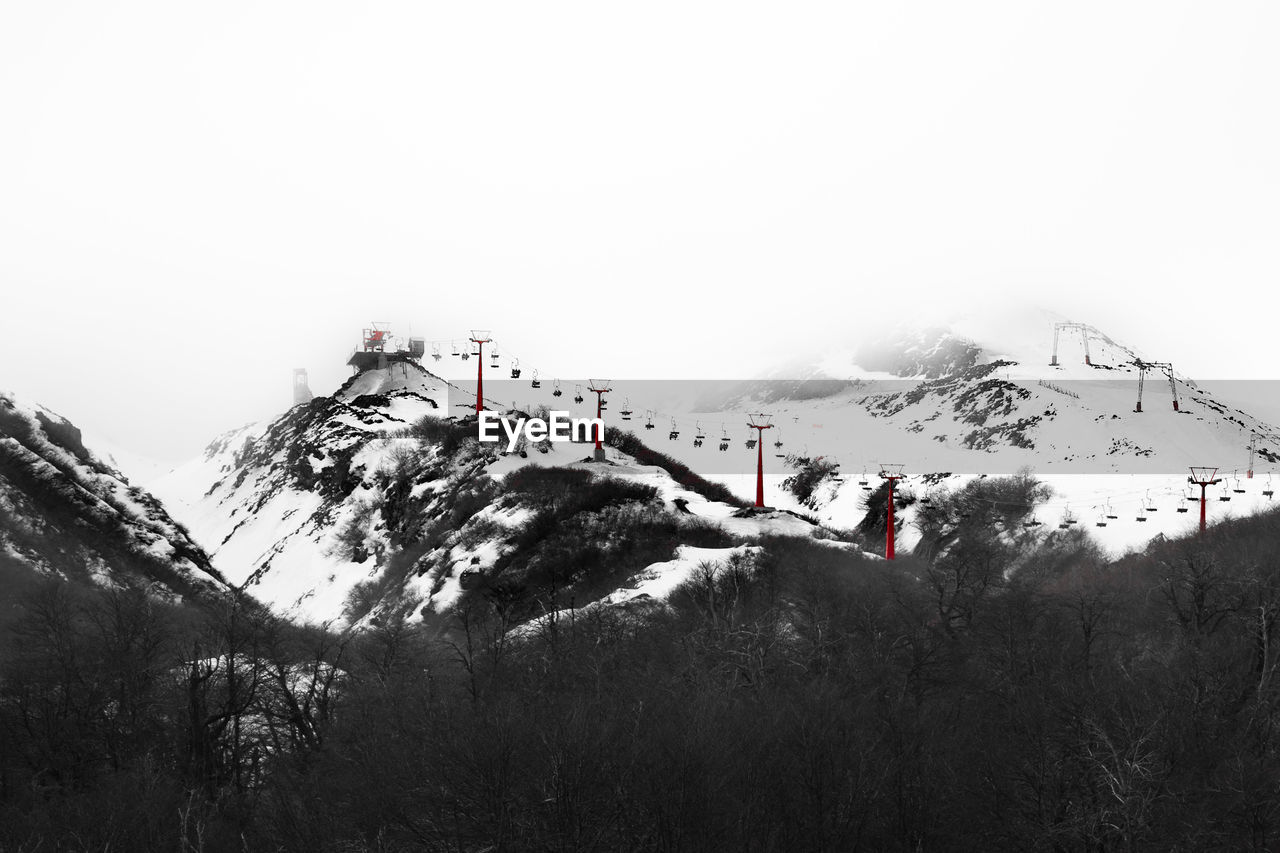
[
  {"left": 154, "top": 361, "right": 850, "bottom": 627},
  {"left": 151, "top": 362, "right": 452, "bottom": 620},
  {"left": 0, "top": 391, "right": 229, "bottom": 598},
  {"left": 150, "top": 316, "right": 1280, "bottom": 623},
  {"left": 618, "top": 320, "right": 1280, "bottom": 556}
]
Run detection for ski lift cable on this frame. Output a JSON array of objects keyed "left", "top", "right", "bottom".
[{"left": 445, "top": 338, "right": 1280, "bottom": 501}]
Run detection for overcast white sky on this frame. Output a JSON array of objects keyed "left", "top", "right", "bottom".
[{"left": 2, "top": 1, "right": 1278, "bottom": 464}]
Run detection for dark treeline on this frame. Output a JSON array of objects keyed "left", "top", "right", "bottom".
[{"left": 4, "top": 492, "right": 1280, "bottom": 850}]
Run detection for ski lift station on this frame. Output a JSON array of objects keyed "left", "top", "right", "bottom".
[{"left": 346, "top": 322, "right": 426, "bottom": 372}]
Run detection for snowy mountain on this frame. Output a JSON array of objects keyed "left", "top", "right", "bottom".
[
  {"left": 149, "top": 316, "right": 1280, "bottom": 627},
  {"left": 151, "top": 360, "right": 452, "bottom": 622},
  {"left": 153, "top": 360, "right": 848, "bottom": 627},
  {"left": 600, "top": 318, "right": 1280, "bottom": 556},
  {"left": 0, "top": 391, "right": 230, "bottom": 599}
]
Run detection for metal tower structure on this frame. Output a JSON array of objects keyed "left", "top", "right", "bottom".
[
  {"left": 747, "top": 413, "right": 774, "bottom": 508},
  {"left": 470, "top": 330, "right": 492, "bottom": 414},
  {"left": 1188, "top": 466, "right": 1221, "bottom": 534},
  {"left": 588, "top": 379, "right": 611, "bottom": 461},
  {"left": 1132, "top": 360, "right": 1180, "bottom": 412},
  {"left": 1050, "top": 321, "right": 1139, "bottom": 367},
  {"left": 292, "top": 369, "right": 313, "bottom": 406},
  {"left": 362, "top": 323, "right": 391, "bottom": 352},
  {"left": 880, "top": 464, "right": 905, "bottom": 560},
  {"left": 1050, "top": 322, "right": 1093, "bottom": 366}
]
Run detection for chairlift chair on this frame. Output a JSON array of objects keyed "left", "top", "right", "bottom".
[
  {"left": 531, "top": 369, "right": 541, "bottom": 388},
  {"left": 510, "top": 358, "right": 522, "bottom": 379},
  {"left": 552, "top": 379, "right": 563, "bottom": 398},
  {"left": 1233, "top": 478, "right": 1246, "bottom": 494},
  {"left": 669, "top": 419, "right": 680, "bottom": 440},
  {"left": 1264, "top": 474, "right": 1274, "bottom": 498},
  {"left": 451, "top": 342, "right": 461, "bottom": 357},
  {"left": 574, "top": 385, "right": 584, "bottom": 404},
  {"left": 432, "top": 344, "right": 443, "bottom": 361},
  {"left": 1144, "top": 491, "right": 1158, "bottom": 512},
  {"left": 620, "top": 399, "right": 632, "bottom": 421},
  {"left": 644, "top": 410, "right": 655, "bottom": 430}
]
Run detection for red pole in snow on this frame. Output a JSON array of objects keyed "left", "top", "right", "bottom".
[
  {"left": 887, "top": 485, "right": 896, "bottom": 560},
  {"left": 757, "top": 438, "right": 765, "bottom": 507},
  {"left": 594, "top": 392, "right": 604, "bottom": 449},
  {"left": 588, "top": 380, "right": 611, "bottom": 452},
  {"left": 1199, "top": 482, "right": 1208, "bottom": 533},
  {"left": 1189, "top": 467, "right": 1220, "bottom": 535},
  {"left": 470, "top": 337, "right": 489, "bottom": 414},
  {"left": 880, "top": 465, "right": 904, "bottom": 560},
  {"left": 747, "top": 417, "right": 773, "bottom": 504},
  {"left": 747, "top": 415, "right": 773, "bottom": 508}
]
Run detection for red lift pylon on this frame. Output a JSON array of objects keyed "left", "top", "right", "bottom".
[
  {"left": 1133, "top": 360, "right": 1179, "bottom": 412},
  {"left": 880, "top": 464, "right": 905, "bottom": 560},
  {"left": 747, "top": 413, "right": 774, "bottom": 508},
  {"left": 470, "top": 330, "right": 491, "bottom": 414},
  {"left": 1188, "top": 466, "right": 1221, "bottom": 534},
  {"left": 587, "top": 379, "right": 611, "bottom": 458}
]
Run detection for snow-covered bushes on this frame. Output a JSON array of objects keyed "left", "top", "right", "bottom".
[{"left": 781, "top": 453, "right": 842, "bottom": 508}]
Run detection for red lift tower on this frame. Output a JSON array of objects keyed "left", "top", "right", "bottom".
[
  {"left": 1188, "top": 466, "right": 1221, "bottom": 534},
  {"left": 470, "top": 330, "right": 491, "bottom": 414},
  {"left": 747, "top": 413, "right": 774, "bottom": 508},
  {"left": 880, "top": 464, "right": 905, "bottom": 560},
  {"left": 588, "top": 379, "right": 611, "bottom": 461}
]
